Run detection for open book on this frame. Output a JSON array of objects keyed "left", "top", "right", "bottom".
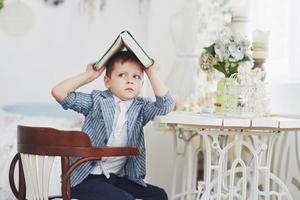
[{"left": 94, "top": 31, "right": 154, "bottom": 70}]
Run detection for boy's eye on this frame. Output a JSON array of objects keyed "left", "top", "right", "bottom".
[
  {"left": 133, "top": 75, "right": 141, "bottom": 79},
  {"left": 118, "top": 73, "right": 126, "bottom": 78}
]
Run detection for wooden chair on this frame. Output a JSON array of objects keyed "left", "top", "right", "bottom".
[{"left": 9, "top": 125, "right": 139, "bottom": 200}]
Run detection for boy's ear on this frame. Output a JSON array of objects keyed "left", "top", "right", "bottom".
[{"left": 104, "top": 75, "right": 111, "bottom": 88}]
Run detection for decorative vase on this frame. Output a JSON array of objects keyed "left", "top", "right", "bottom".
[{"left": 215, "top": 77, "right": 236, "bottom": 113}]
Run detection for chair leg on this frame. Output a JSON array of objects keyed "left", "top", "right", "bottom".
[
  {"left": 18, "top": 158, "right": 26, "bottom": 200},
  {"left": 9, "top": 154, "right": 19, "bottom": 198},
  {"left": 61, "top": 157, "right": 71, "bottom": 200}
]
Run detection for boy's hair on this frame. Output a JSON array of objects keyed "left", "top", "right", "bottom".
[{"left": 105, "top": 50, "right": 144, "bottom": 77}]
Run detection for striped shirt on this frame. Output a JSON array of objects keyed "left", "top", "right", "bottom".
[{"left": 59, "top": 89, "right": 174, "bottom": 187}]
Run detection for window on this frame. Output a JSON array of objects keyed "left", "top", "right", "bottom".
[{"left": 252, "top": 0, "right": 300, "bottom": 81}]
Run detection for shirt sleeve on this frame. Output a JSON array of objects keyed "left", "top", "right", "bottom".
[
  {"left": 142, "top": 91, "right": 175, "bottom": 125},
  {"left": 58, "top": 91, "right": 93, "bottom": 116}
]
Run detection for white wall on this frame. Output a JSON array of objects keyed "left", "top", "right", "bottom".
[
  {"left": 267, "top": 82, "right": 300, "bottom": 116},
  {"left": 0, "top": 0, "right": 149, "bottom": 106},
  {"left": 145, "top": 0, "right": 185, "bottom": 195}
]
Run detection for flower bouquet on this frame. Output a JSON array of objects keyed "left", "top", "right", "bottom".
[
  {"left": 200, "top": 28, "right": 252, "bottom": 78},
  {"left": 199, "top": 29, "right": 268, "bottom": 116}
]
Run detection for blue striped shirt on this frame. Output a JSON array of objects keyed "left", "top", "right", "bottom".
[{"left": 59, "top": 89, "right": 174, "bottom": 187}]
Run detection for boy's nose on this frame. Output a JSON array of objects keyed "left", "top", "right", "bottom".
[
  {"left": 127, "top": 80, "right": 134, "bottom": 84},
  {"left": 126, "top": 77, "right": 134, "bottom": 84}
]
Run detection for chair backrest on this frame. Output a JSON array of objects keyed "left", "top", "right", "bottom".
[
  {"left": 9, "top": 125, "right": 139, "bottom": 200},
  {"left": 18, "top": 125, "right": 93, "bottom": 155},
  {"left": 12, "top": 125, "right": 93, "bottom": 200}
]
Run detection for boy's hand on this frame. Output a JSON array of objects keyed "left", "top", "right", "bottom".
[
  {"left": 86, "top": 62, "right": 105, "bottom": 81},
  {"left": 144, "top": 60, "right": 159, "bottom": 76}
]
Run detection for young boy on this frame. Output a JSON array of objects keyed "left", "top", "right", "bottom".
[{"left": 51, "top": 50, "right": 174, "bottom": 200}]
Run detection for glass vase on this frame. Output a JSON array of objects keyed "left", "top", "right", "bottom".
[{"left": 215, "top": 77, "right": 236, "bottom": 113}]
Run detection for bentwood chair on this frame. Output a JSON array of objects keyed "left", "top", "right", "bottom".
[{"left": 9, "top": 125, "right": 139, "bottom": 200}]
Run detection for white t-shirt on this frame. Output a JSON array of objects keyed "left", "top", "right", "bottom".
[{"left": 90, "top": 95, "right": 133, "bottom": 178}]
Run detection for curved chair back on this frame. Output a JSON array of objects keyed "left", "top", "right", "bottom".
[{"left": 9, "top": 125, "right": 139, "bottom": 200}]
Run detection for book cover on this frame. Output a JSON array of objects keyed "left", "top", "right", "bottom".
[{"left": 94, "top": 31, "right": 154, "bottom": 70}]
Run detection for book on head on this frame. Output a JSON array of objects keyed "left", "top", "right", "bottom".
[{"left": 94, "top": 31, "right": 154, "bottom": 70}]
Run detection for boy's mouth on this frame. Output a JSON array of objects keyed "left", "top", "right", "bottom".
[{"left": 125, "top": 88, "right": 134, "bottom": 92}]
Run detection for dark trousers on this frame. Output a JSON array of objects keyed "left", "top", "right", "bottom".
[{"left": 71, "top": 174, "right": 168, "bottom": 200}]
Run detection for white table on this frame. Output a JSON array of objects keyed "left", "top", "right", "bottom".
[{"left": 156, "top": 112, "right": 300, "bottom": 200}]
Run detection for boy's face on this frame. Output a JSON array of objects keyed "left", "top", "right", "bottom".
[{"left": 104, "top": 60, "right": 144, "bottom": 101}]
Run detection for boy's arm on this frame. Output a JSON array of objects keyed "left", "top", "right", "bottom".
[
  {"left": 51, "top": 62, "right": 105, "bottom": 102},
  {"left": 144, "top": 61, "right": 168, "bottom": 96},
  {"left": 142, "top": 61, "right": 175, "bottom": 125}
]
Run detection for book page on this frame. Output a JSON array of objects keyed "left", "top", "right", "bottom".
[{"left": 94, "top": 36, "right": 124, "bottom": 69}]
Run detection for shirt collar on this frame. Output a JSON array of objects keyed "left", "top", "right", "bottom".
[{"left": 112, "top": 95, "right": 133, "bottom": 110}]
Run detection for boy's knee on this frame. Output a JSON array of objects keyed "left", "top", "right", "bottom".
[
  {"left": 155, "top": 187, "right": 168, "bottom": 200},
  {"left": 161, "top": 188, "right": 168, "bottom": 200},
  {"left": 122, "top": 193, "right": 136, "bottom": 200}
]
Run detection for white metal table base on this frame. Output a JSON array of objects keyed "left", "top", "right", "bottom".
[{"left": 170, "top": 127, "right": 293, "bottom": 200}]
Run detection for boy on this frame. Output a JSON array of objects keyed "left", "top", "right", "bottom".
[{"left": 51, "top": 50, "right": 174, "bottom": 200}]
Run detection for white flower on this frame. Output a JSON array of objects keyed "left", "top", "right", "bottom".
[
  {"left": 214, "top": 42, "right": 229, "bottom": 61},
  {"left": 237, "top": 62, "right": 252, "bottom": 74},
  {"left": 228, "top": 43, "right": 244, "bottom": 61},
  {"left": 214, "top": 29, "right": 251, "bottom": 63},
  {"left": 237, "top": 61, "right": 254, "bottom": 84}
]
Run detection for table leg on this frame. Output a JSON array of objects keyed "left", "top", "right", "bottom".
[{"left": 196, "top": 131, "right": 293, "bottom": 200}]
